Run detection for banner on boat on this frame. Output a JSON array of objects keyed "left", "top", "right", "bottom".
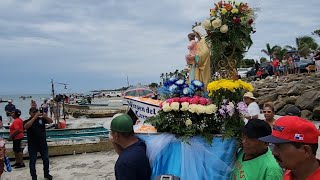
[{"left": 124, "top": 96, "right": 161, "bottom": 123}]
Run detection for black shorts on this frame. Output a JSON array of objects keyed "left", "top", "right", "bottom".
[{"left": 13, "top": 139, "right": 22, "bottom": 153}]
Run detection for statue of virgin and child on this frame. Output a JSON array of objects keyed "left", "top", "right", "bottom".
[{"left": 185, "top": 25, "right": 211, "bottom": 88}]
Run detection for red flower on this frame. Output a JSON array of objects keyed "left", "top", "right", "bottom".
[
  {"left": 248, "top": 19, "right": 254, "bottom": 25},
  {"left": 172, "top": 97, "right": 180, "bottom": 102},
  {"left": 179, "top": 97, "right": 190, "bottom": 103},
  {"left": 199, "top": 97, "right": 208, "bottom": 105},
  {"left": 225, "top": 4, "right": 233, "bottom": 11},
  {"left": 233, "top": 17, "right": 241, "bottom": 24}
]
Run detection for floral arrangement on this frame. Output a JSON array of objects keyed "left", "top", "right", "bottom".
[
  {"left": 157, "top": 77, "right": 204, "bottom": 100},
  {"left": 146, "top": 95, "right": 223, "bottom": 143},
  {"left": 146, "top": 78, "right": 253, "bottom": 143},
  {"left": 201, "top": 0, "right": 256, "bottom": 77},
  {"left": 206, "top": 79, "right": 254, "bottom": 138}
]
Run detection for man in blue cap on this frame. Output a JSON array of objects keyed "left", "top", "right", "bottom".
[{"left": 110, "top": 114, "right": 151, "bottom": 180}]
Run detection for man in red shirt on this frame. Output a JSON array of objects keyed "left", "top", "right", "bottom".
[
  {"left": 272, "top": 58, "right": 280, "bottom": 81},
  {"left": 259, "top": 116, "right": 320, "bottom": 180},
  {"left": 9, "top": 109, "right": 25, "bottom": 168}
]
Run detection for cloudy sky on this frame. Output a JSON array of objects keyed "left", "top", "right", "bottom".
[{"left": 0, "top": 0, "right": 319, "bottom": 95}]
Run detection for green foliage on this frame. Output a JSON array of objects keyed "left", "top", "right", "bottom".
[
  {"left": 274, "top": 48, "right": 288, "bottom": 60},
  {"left": 295, "top": 36, "right": 318, "bottom": 57},
  {"left": 203, "top": 2, "right": 256, "bottom": 74},
  {"left": 149, "top": 83, "right": 158, "bottom": 88},
  {"left": 240, "top": 59, "right": 255, "bottom": 68},
  {"left": 261, "top": 43, "right": 281, "bottom": 60},
  {"left": 260, "top": 57, "right": 267, "bottom": 63},
  {"left": 313, "top": 29, "right": 320, "bottom": 37},
  {"left": 145, "top": 110, "right": 223, "bottom": 144}
]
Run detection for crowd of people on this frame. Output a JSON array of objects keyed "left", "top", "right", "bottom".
[
  {"left": 107, "top": 92, "right": 320, "bottom": 180},
  {"left": 254, "top": 50, "right": 320, "bottom": 81},
  {"left": 1, "top": 91, "right": 320, "bottom": 179},
  {"left": 0, "top": 95, "right": 70, "bottom": 179}
]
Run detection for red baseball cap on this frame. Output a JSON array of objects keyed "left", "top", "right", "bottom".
[{"left": 259, "top": 116, "right": 320, "bottom": 144}]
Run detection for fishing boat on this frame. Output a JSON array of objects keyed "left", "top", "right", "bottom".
[
  {"left": 65, "top": 101, "right": 128, "bottom": 118},
  {"left": 1, "top": 126, "right": 112, "bottom": 158},
  {"left": 19, "top": 95, "right": 32, "bottom": 99},
  {"left": 0, "top": 98, "right": 8, "bottom": 103},
  {"left": 124, "top": 96, "right": 162, "bottom": 123}
]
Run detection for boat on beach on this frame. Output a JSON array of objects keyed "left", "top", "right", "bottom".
[
  {"left": 65, "top": 102, "right": 128, "bottom": 118},
  {"left": 0, "top": 98, "right": 8, "bottom": 103},
  {"left": 1, "top": 126, "right": 112, "bottom": 158},
  {"left": 124, "top": 96, "right": 161, "bottom": 123}
]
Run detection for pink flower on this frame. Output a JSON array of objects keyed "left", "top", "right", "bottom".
[
  {"left": 193, "top": 96, "right": 201, "bottom": 100},
  {"left": 159, "top": 102, "right": 163, "bottom": 109},
  {"left": 189, "top": 97, "right": 199, "bottom": 104},
  {"left": 172, "top": 97, "right": 180, "bottom": 102},
  {"left": 199, "top": 97, "right": 208, "bottom": 105},
  {"left": 180, "top": 97, "right": 190, "bottom": 103},
  {"left": 166, "top": 99, "right": 174, "bottom": 104}
]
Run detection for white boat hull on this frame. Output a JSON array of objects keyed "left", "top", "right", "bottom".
[{"left": 124, "top": 96, "right": 161, "bottom": 123}]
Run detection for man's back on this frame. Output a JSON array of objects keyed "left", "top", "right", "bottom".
[{"left": 115, "top": 139, "right": 151, "bottom": 180}]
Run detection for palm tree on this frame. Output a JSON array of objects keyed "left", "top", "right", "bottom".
[
  {"left": 313, "top": 29, "right": 320, "bottom": 37},
  {"left": 274, "top": 47, "right": 288, "bottom": 60},
  {"left": 261, "top": 43, "right": 281, "bottom": 60},
  {"left": 297, "top": 36, "right": 318, "bottom": 57}
]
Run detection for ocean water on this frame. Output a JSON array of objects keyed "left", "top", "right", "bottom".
[{"left": 0, "top": 94, "right": 51, "bottom": 120}]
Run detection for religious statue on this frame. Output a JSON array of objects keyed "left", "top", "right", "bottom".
[{"left": 191, "top": 25, "right": 211, "bottom": 88}]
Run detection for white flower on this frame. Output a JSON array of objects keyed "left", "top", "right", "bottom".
[
  {"left": 205, "top": 104, "right": 217, "bottom": 114},
  {"left": 226, "top": 102, "right": 235, "bottom": 116},
  {"left": 185, "top": 119, "right": 192, "bottom": 126},
  {"left": 162, "top": 102, "right": 172, "bottom": 112},
  {"left": 171, "top": 102, "right": 180, "bottom": 111},
  {"left": 196, "top": 105, "right": 206, "bottom": 114},
  {"left": 211, "top": 18, "right": 222, "bottom": 29},
  {"left": 202, "top": 19, "right": 211, "bottom": 30},
  {"left": 180, "top": 102, "right": 190, "bottom": 111},
  {"left": 220, "top": 24, "right": 228, "bottom": 33},
  {"left": 188, "top": 104, "right": 197, "bottom": 113}
]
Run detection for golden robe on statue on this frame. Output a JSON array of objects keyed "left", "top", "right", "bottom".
[{"left": 194, "top": 38, "right": 211, "bottom": 88}]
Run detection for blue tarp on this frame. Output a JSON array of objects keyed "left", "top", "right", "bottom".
[{"left": 138, "top": 133, "right": 238, "bottom": 180}]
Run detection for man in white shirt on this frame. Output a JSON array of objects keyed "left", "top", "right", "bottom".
[{"left": 243, "top": 92, "right": 260, "bottom": 123}]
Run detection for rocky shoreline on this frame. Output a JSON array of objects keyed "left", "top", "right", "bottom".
[{"left": 251, "top": 72, "right": 320, "bottom": 121}]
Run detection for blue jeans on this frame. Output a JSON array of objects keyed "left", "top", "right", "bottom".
[{"left": 28, "top": 143, "right": 50, "bottom": 179}]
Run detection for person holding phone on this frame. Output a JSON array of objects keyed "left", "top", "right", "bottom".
[{"left": 24, "top": 107, "right": 53, "bottom": 180}]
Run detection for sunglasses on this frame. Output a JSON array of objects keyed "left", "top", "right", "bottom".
[{"left": 263, "top": 110, "right": 272, "bottom": 113}]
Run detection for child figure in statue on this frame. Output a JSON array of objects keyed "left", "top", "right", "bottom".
[{"left": 185, "top": 33, "right": 197, "bottom": 82}]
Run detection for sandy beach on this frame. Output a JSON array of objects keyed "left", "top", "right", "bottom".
[{"left": 1, "top": 150, "right": 118, "bottom": 180}]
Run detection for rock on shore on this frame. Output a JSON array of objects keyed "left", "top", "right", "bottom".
[{"left": 252, "top": 73, "right": 320, "bottom": 121}]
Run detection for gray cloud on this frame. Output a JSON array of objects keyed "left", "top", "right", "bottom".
[{"left": 0, "top": 0, "right": 319, "bottom": 94}]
